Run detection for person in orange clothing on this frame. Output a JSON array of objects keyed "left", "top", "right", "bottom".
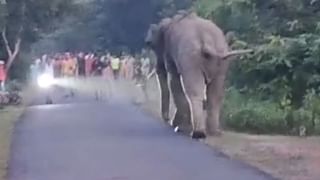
[
  {"left": 61, "top": 56, "right": 68, "bottom": 77},
  {"left": 62, "top": 53, "right": 77, "bottom": 77},
  {"left": 0, "top": 60, "right": 6, "bottom": 91}
]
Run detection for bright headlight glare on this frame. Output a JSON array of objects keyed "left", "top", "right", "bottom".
[{"left": 37, "top": 74, "right": 55, "bottom": 88}]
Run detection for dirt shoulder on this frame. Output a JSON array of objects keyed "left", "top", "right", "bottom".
[{"left": 205, "top": 133, "right": 320, "bottom": 180}]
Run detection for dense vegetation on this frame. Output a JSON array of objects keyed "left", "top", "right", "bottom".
[
  {"left": 2, "top": 0, "right": 320, "bottom": 135},
  {"left": 196, "top": 0, "right": 320, "bottom": 135}
]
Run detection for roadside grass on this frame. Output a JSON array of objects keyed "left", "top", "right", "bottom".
[
  {"left": 0, "top": 107, "right": 24, "bottom": 180},
  {"left": 0, "top": 84, "right": 33, "bottom": 180}
]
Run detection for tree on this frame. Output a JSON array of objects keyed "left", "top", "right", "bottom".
[
  {"left": 37, "top": 0, "right": 193, "bottom": 54},
  {"left": 0, "top": 0, "right": 79, "bottom": 77}
]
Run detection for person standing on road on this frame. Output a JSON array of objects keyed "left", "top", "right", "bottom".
[
  {"left": 120, "top": 55, "right": 128, "bottom": 79},
  {"left": 133, "top": 57, "right": 143, "bottom": 85},
  {"left": 85, "top": 53, "right": 95, "bottom": 77},
  {"left": 44, "top": 58, "right": 54, "bottom": 77},
  {"left": 53, "top": 56, "right": 62, "bottom": 78},
  {"left": 92, "top": 55, "right": 107, "bottom": 76},
  {"left": 0, "top": 61, "right": 6, "bottom": 91},
  {"left": 77, "top": 52, "right": 86, "bottom": 77},
  {"left": 111, "top": 55, "right": 121, "bottom": 80},
  {"left": 62, "top": 53, "right": 76, "bottom": 77},
  {"left": 104, "top": 53, "right": 113, "bottom": 80}
]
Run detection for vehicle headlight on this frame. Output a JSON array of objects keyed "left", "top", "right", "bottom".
[{"left": 37, "top": 74, "right": 55, "bottom": 88}]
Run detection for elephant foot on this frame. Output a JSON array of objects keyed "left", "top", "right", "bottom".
[
  {"left": 172, "top": 113, "right": 182, "bottom": 127},
  {"left": 162, "top": 113, "right": 170, "bottom": 123},
  {"left": 174, "top": 125, "right": 193, "bottom": 135},
  {"left": 207, "top": 129, "right": 223, "bottom": 137},
  {"left": 171, "top": 119, "right": 180, "bottom": 128},
  {"left": 172, "top": 112, "right": 190, "bottom": 128},
  {"left": 191, "top": 131, "right": 206, "bottom": 139},
  {"left": 163, "top": 118, "right": 170, "bottom": 124},
  {"left": 162, "top": 117, "right": 170, "bottom": 124}
]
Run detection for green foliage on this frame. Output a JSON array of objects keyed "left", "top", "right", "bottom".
[
  {"left": 0, "top": 0, "right": 6, "bottom": 30},
  {"left": 196, "top": 0, "right": 320, "bottom": 135},
  {"left": 196, "top": 0, "right": 320, "bottom": 108},
  {"left": 223, "top": 88, "right": 288, "bottom": 134},
  {"left": 223, "top": 88, "right": 320, "bottom": 135}
]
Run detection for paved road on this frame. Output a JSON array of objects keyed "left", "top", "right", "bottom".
[{"left": 8, "top": 93, "right": 274, "bottom": 180}]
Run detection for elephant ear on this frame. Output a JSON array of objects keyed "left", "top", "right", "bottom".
[{"left": 145, "top": 24, "right": 160, "bottom": 47}]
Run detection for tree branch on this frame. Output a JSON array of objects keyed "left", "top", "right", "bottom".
[
  {"left": 5, "top": 36, "right": 21, "bottom": 72},
  {"left": 1, "top": 27, "right": 13, "bottom": 57}
]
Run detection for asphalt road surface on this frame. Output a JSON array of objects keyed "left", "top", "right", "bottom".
[{"left": 8, "top": 89, "right": 275, "bottom": 180}]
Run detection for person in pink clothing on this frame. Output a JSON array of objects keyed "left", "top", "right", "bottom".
[
  {"left": 126, "top": 55, "right": 135, "bottom": 80},
  {"left": 0, "top": 61, "right": 6, "bottom": 91},
  {"left": 120, "top": 55, "right": 128, "bottom": 79},
  {"left": 85, "top": 53, "right": 94, "bottom": 76}
]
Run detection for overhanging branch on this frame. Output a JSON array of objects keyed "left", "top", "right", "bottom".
[{"left": 1, "top": 27, "right": 13, "bottom": 57}]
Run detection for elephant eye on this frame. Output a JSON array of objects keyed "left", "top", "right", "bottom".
[{"left": 202, "top": 51, "right": 212, "bottom": 59}]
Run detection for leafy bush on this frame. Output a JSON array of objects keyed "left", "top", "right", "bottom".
[
  {"left": 223, "top": 88, "right": 287, "bottom": 134},
  {"left": 222, "top": 88, "right": 320, "bottom": 135},
  {"left": 284, "top": 108, "right": 313, "bottom": 135}
]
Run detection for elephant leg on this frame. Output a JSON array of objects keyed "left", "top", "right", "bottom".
[
  {"left": 156, "top": 66, "right": 170, "bottom": 123},
  {"left": 180, "top": 70, "right": 206, "bottom": 139},
  {"left": 169, "top": 72, "right": 192, "bottom": 134},
  {"left": 206, "top": 76, "right": 225, "bottom": 136}
]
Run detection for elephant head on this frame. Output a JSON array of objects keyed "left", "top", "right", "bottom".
[
  {"left": 145, "top": 18, "right": 172, "bottom": 51},
  {"left": 144, "top": 18, "right": 173, "bottom": 123},
  {"left": 145, "top": 24, "right": 160, "bottom": 49}
]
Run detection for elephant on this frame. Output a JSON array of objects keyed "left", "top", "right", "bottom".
[{"left": 145, "top": 11, "right": 252, "bottom": 139}]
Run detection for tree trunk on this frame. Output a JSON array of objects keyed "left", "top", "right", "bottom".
[{"left": 1, "top": 27, "right": 22, "bottom": 73}]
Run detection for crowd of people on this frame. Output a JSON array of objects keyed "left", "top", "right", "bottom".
[{"left": 30, "top": 51, "right": 154, "bottom": 85}]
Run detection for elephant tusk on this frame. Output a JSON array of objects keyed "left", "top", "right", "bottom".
[
  {"left": 147, "top": 70, "right": 156, "bottom": 79},
  {"left": 222, "top": 49, "right": 253, "bottom": 60}
]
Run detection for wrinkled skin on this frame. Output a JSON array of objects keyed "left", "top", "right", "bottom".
[{"left": 145, "top": 12, "right": 251, "bottom": 139}]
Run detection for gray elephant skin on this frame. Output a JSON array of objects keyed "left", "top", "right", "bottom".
[{"left": 145, "top": 11, "right": 252, "bottom": 139}]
